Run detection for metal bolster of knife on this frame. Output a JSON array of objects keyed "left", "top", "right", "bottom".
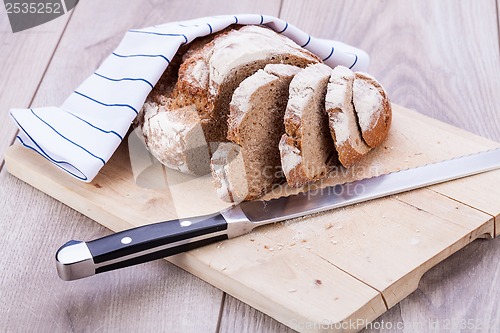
[
  {"left": 56, "top": 240, "right": 95, "bottom": 281},
  {"left": 56, "top": 207, "right": 255, "bottom": 281}
]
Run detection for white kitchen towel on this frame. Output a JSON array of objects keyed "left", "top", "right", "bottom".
[{"left": 10, "top": 14, "right": 369, "bottom": 182}]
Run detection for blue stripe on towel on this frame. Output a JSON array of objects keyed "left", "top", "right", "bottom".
[
  {"left": 64, "top": 107, "right": 124, "bottom": 140},
  {"left": 349, "top": 54, "right": 358, "bottom": 69},
  {"left": 74, "top": 91, "right": 138, "bottom": 115},
  {"left": 301, "top": 36, "right": 311, "bottom": 47},
  {"left": 206, "top": 23, "right": 213, "bottom": 34},
  {"left": 278, "top": 22, "right": 288, "bottom": 33},
  {"left": 16, "top": 134, "right": 88, "bottom": 181},
  {"left": 16, "top": 135, "right": 88, "bottom": 181},
  {"left": 10, "top": 115, "right": 89, "bottom": 181},
  {"left": 112, "top": 52, "right": 170, "bottom": 64},
  {"left": 128, "top": 30, "right": 188, "bottom": 43},
  {"left": 94, "top": 72, "right": 154, "bottom": 90},
  {"left": 322, "top": 46, "right": 335, "bottom": 61},
  {"left": 30, "top": 109, "right": 106, "bottom": 165}
]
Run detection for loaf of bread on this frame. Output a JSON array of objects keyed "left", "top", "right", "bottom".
[
  {"left": 138, "top": 25, "right": 320, "bottom": 175},
  {"left": 211, "top": 64, "right": 301, "bottom": 202},
  {"left": 138, "top": 25, "right": 392, "bottom": 201}
]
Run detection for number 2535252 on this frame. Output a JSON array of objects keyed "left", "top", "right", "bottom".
[{"left": 5, "top": 2, "right": 62, "bottom": 14}]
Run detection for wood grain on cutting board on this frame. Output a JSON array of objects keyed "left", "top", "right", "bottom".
[{"left": 5, "top": 103, "right": 500, "bottom": 332}]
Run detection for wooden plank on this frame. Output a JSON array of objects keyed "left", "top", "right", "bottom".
[
  {"left": 0, "top": 6, "right": 70, "bottom": 166},
  {"left": 0, "top": 0, "right": 283, "bottom": 331}
]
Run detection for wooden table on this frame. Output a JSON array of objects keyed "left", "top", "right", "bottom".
[{"left": 1, "top": 1, "right": 499, "bottom": 332}]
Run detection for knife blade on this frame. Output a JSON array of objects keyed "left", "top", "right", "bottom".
[{"left": 56, "top": 148, "right": 500, "bottom": 280}]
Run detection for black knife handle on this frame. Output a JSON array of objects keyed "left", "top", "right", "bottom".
[{"left": 56, "top": 213, "right": 228, "bottom": 280}]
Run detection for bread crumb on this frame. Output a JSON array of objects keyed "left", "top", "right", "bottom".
[
  {"left": 288, "top": 289, "right": 297, "bottom": 293},
  {"left": 314, "top": 279, "right": 322, "bottom": 286},
  {"left": 249, "top": 238, "right": 255, "bottom": 242},
  {"left": 325, "top": 223, "right": 333, "bottom": 230},
  {"left": 331, "top": 240, "right": 338, "bottom": 245}
]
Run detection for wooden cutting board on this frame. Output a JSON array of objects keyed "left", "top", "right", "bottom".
[{"left": 5, "top": 104, "right": 500, "bottom": 333}]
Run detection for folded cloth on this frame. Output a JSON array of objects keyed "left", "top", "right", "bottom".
[{"left": 10, "top": 14, "right": 369, "bottom": 182}]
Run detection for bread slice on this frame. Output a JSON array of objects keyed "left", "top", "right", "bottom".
[
  {"left": 325, "top": 66, "right": 371, "bottom": 168},
  {"left": 352, "top": 72, "right": 392, "bottom": 148},
  {"left": 140, "top": 25, "right": 320, "bottom": 175},
  {"left": 211, "top": 64, "right": 301, "bottom": 202},
  {"left": 279, "top": 63, "right": 336, "bottom": 187}
]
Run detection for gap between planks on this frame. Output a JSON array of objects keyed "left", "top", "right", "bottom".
[
  {"left": 312, "top": 252, "right": 391, "bottom": 311},
  {"left": 215, "top": 293, "right": 227, "bottom": 333},
  {"left": 428, "top": 188, "right": 498, "bottom": 237}
]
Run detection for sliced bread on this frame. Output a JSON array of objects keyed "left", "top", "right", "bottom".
[
  {"left": 212, "top": 64, "right": 301, "bottom": 202},
  {"left": 325, "top": 66, "right": 371, "bottom": 168},
  {"left": 352, "top": 72, "right": 392, "bottom": 148},
  {"left": 140, "top": 25, "right": 320, "bottom": 175},
  {"left": 279, "top": 63, "right": 336, "bottom": 187}
]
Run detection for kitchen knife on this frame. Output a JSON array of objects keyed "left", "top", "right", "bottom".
[{"left": 56, "top": 148, "right": 500, "bottom": 280}]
